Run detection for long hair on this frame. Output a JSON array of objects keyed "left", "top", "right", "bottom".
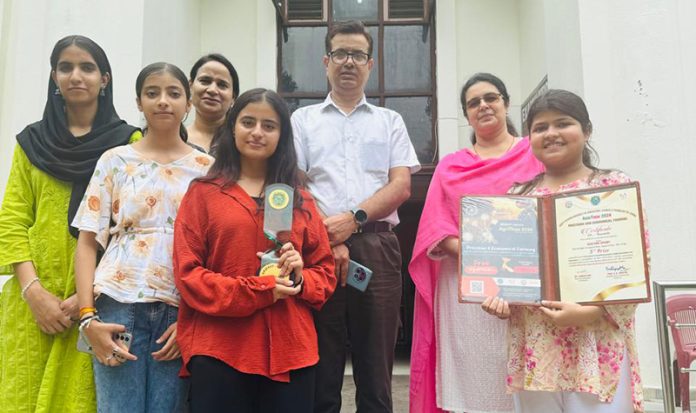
[
  {"left": 514, "top": 89, "right": 609, "bottom": 194},
  {"left": 202, "top": 88, "right": 303, "bottom": 207},
  {"left": 189, "top": 53, "right": 240, "bottom": 99},
  {"left": 135, "top": 62, "right": 190, "bottom": 141},
  {"left": 460, "top": 72, "right": 518, "bottom": 143}
]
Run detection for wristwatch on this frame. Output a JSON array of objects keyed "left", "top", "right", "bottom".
[{"left": 351, "top": 208, "right": 368, "bottom": 228}]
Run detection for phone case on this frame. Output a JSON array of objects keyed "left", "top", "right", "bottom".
[
  {"left": 346, "top": 260, "right": 373, "bottom": 292},
  {"left": 77, "top": 331, "right": 133, "bottom": 354}
]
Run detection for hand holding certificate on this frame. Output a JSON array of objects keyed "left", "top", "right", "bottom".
[{"left": 459, "top": 182, "right": 650, "bottom": 305}]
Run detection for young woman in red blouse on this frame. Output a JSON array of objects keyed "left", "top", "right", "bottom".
[{"left": 173, "top": 88, "right": 336, "bottom": 412}]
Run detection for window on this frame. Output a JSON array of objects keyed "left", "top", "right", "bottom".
[
  {"left": 276, "top": 0, "right": 437, "bottom": 167},
  {"left": 286, "top": 0, "right": 324, "bottom": 21}
]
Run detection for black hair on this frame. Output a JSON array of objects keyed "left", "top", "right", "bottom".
[
  {"left": 460, "top": 72, "right": 518, "bottom": 143},
  {"left": 50, "top": 35, "right": 114, "bottom": 109},
  {"left": 135, "top": 62, "right": 190, "bottom": 141},
  {"left": 526, "top": 89, "right": 599, "bottom": 169},
  {"left": 325, "top": 20, "right": 374, "bottom": 56},
  {"left": 514, "top": 89, "right": 609, "bottom": 194},
  {"left": 189, "top": 53, "right": 240, "bottom": 99},
  {"left": 203, "top": 88, "right": 303, "bottom": 208},
  {"left": 51, "top": 35, "right": 111, "bottom": 77}
]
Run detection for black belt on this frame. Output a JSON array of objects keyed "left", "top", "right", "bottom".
[{"left": 356, "top": 221, "right": 393, "bottom": 233}]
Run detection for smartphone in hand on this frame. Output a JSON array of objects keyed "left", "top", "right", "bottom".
[
  {"left": 346, "top": 260, "right": 373, "bottom": 292},
  {"left": 77, "top": 330, "right": 132, "bottom": 354}
]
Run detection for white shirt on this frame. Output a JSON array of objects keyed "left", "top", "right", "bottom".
[{"left": 292, "top": 94, "right": 420, "bottom": 226}]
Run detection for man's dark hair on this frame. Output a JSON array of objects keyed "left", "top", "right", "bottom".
[{"left": 325, "top": 20, "right": 373, "bottom": 56}]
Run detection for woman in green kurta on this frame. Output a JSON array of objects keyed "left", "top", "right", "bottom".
[{"left": 0, "top": 35, "right": 139, "bottom": 412}]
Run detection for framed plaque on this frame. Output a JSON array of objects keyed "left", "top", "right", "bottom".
[{"left": 458, "top": 182, "right": 650, "bottom": 305}]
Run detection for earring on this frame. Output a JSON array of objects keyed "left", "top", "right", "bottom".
[
  {"left": 54, "top": 88, "right": 61, "bottom": 95},
  {"left": 99, "top": 87, "right": 106, "bottom": 96}
]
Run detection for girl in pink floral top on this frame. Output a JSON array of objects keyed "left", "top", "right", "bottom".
[{"left": 482, "top": 90, "right": 646, "bottom": 413}]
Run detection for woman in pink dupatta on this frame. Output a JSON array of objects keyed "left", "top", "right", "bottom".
[{"left": 409, "top": 73, "right": 544, "bottom": 413}]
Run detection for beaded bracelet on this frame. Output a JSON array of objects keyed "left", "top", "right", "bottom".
[{"left": 20, "top": 277, "right": 41, "bottom": 301}]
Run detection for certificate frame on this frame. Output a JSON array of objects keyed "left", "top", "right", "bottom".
[{"left": 458, "top": 182, "right": 651, "bottom": 305}]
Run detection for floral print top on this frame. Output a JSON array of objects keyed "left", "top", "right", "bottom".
[
  {"left": 73, "top": 145, "right": 213, "bottom": 306},
  {"left": 506, "top": 170, "right": 646, "bottom": 413}
]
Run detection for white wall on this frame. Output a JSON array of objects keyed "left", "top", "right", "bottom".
[
  {"left": 441, "top": 0, "right": 696, "bottom": 396},
  {"left": 2, "top": 0, "right": 694, "bottom": 396},
  {"left": 136, "top": 0, "right": 201, "bottom": 128},
  {"left": 0, "top": 0, "right": 146, "bottom": 200},
  {"left": 0, "top": 0, "right": 279, "bottom": 197},
  {"left": 434, "top": 0, "right": 460, "bottom": 158},
  {"left": 0, "top": 0, "right": 15, "bottom": 198},
  {"left": 517, "top": 0, "right": 546, "bottom": 100},
  {"left": 0, "top": 0, "right": 277, "bottom": 289},
  {"left": 542, "top": 0, "right": 584, "bottom": 95},
  {"left": 452, "top": 0, "right": 523, "bottom": 151},
  {"left": 200, "top": 0, "right": 277, "bottom": 92},
  {"left": 574, "top": 0, "right": 696, "bottom": 392}
]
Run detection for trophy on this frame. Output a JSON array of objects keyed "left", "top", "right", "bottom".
[{"left": 258, "top": 184, "right": 294, "bottom": 282}]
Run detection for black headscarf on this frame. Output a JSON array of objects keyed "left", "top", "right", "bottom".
[{"left": 16, "top": 35, "right": 138, "bottom": 238}]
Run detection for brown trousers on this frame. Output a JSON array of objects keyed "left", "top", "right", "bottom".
[{"left": 313, "top": 231, "right": 402, "bottom": 413}]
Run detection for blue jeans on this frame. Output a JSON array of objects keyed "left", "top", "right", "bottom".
[{"left": 93, "top": 294, "right": 186, "bottom": 413}]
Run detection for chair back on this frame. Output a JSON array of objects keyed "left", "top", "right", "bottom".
[{"left": 667, "top": 294, "right": 696, "bottom": 353}]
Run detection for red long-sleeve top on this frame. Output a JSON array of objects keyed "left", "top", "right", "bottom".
[{"left": 173, "top": 180, "right": 336, "bottom": 382}]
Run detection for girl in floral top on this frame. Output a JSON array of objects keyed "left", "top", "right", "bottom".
[
  {"left": 73, "top": 62, "right": 213, "bottom": 412},
  {"left": 482, "top": 89, "right": 646, "bottom": 413}
]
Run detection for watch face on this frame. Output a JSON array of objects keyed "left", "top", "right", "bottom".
[{"left": 354, "top": 209, "right": 368, "bottom": 224}]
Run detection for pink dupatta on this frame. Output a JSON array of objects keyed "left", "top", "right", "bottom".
[{"left": 408, "top": 138, "right": 544, "bottom": 413}]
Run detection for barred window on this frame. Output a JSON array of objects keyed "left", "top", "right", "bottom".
[{"left": 277, "top": 0, "right": 437, "bottom": 167}]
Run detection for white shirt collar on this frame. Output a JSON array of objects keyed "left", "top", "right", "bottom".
[{"left": 321, "top": 93, "right": 372, "bottom": 115}]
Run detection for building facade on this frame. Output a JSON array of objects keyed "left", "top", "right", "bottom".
[{"left": 1, "top": 0, "right": 695, "bottom": 401}]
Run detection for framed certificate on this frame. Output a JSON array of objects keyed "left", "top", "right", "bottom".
[{"left": 458, "top": 182, "right": 650, "bottom": 305}]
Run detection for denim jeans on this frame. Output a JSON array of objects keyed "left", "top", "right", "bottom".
[{"left": 93, "top": 294, "right": 186, "bottom": 413}]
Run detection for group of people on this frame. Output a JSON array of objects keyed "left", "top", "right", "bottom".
[
  {"left": 0, "top": 19, "right": 646, "bottom": 413},
  {"left": 410, "top": 75, "right": 647, "bottom": 413}
]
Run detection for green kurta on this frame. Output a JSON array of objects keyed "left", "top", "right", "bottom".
[{"left": 0, "top": 132, "right": 140, "bottom": 413}]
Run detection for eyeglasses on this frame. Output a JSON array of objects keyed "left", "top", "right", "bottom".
[
  {"left": 328, "top": 49, "right": 371, "bottom": 66},
  {"left": 466, "top": 93, "right": 503, "bottom": 110}
]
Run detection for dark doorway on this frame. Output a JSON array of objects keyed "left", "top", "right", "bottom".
[{"left": 394, "top": 172, "right": 432, "bottom": 354}]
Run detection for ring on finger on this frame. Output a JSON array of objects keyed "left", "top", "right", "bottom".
[{"left": 105, "top": 354, "right": 114, "bottom": 361}]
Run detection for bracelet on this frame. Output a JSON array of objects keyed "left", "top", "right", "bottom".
[
  {"left": 20, "top": 277, "right": 41, "bottom": 301},
  {"left": 79, "top": 307, "right": 98, "bottom": 319},
  {"left": 78, "top": 315, "right": 101, "bottom": 332},
  {"left": 293, "top": 275, "right": 304, "bottom": 290}
]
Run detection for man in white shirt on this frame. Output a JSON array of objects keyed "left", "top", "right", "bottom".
[{"left": 291, "top": 20, "right": 420, "bottom": 413}]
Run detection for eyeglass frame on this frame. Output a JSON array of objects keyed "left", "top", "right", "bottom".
[
  {"left": 465, "top": 93, "right": 504, "bottom": 110},
  {"left": 327, "top": 49, "right": 371, "bottom": 66}
]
